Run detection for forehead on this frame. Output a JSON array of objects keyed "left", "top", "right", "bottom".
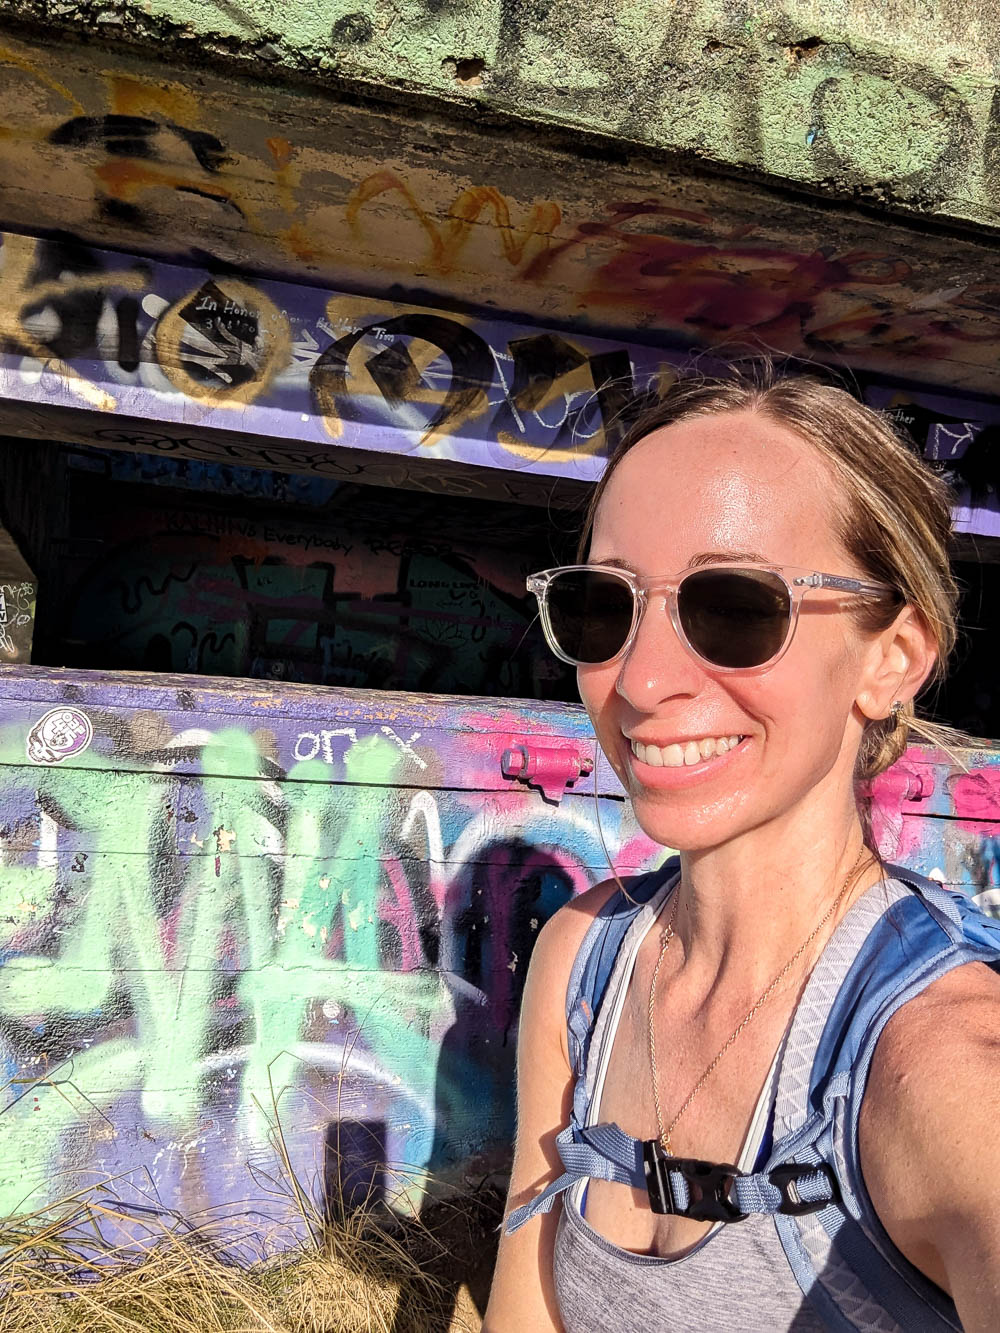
[{"left": 591, "top": 410, "right": 846, "bottom": 569}]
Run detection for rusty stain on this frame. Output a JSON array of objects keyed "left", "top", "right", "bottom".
[
  {"left": 109, "top": 74, "right": 198, "bottom": 125},
  {"left": 95, "top": 159, "right": 237, "bottom": 212},
  {"left": 266, "top": 136, "right": 294, "bottom": 171}
]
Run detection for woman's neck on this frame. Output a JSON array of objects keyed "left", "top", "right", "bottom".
[{"left": 671, "top": 792, "right": 880, "bottom": 1001}]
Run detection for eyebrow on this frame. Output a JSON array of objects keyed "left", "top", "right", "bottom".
[
  {"left": 589, "top": 556, "right": 637, "bottom": 572},
  {"left": 688, "top": 550, "right": 771, "bottom": 568},
  {"left": 589, "top": 551, "right": 772, "bottom": 572}
]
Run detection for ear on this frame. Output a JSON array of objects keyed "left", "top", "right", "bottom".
[{"left": 855, "top": 606, "right": 937, "bottom": 722}]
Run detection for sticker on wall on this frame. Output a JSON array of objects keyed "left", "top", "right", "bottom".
[{"left": 26, "top": 707, "right": 94, "bottom": 765}]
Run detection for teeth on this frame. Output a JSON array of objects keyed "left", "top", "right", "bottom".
[{"left": 629, "top": 735, "right": 744, "bottom": 768}]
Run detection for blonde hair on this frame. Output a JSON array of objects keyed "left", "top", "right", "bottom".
[{"left": 580, "top": 366, "right": 963, "bottom": 782}]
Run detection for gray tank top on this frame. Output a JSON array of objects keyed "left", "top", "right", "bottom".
[{"left": 553, "top": 875, "right": 835, "bottom": 1332}]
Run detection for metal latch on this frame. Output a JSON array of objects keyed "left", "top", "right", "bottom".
[
  {"left": 866, "top": 760, "right": 935, "bottom": 806},
  {"left": 501, "top": 742, "right": 594, "bottom": 804}
]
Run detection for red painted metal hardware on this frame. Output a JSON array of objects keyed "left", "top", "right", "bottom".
[
  {"left": 501, "top": 742, "right": 595, "bottom": 803},
  {"left": 865, "top": 760, "right": 935, "bottom": 807}
]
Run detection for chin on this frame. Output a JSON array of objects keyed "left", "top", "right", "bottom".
[{"left": 627, "top": 788, "right": 748, "bottom": 854}]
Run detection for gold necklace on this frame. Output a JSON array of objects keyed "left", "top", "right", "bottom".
[{"left": 647, "top": 845, "right": 869, "bottom": 1156}]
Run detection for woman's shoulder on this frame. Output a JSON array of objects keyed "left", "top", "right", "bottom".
[
  {"left": 520, "top": 877, "right": 629, "bottom": 1062},
  {"left": 530, "top": 867, "right": 670, "bottom": 981},
  {"left": 865, "top": 957, "right": 1000, "bottom": 1119},
  {"left": 859, "top": 959, "right": 1000, "bottom": 1294}
]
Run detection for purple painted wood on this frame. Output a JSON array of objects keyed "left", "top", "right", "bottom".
[
  {"left": 0, "top": 665, "right": 662, "bottom": 1249},
  {"left": 0, "top": 231, "right": 668, "bottom": 494}
]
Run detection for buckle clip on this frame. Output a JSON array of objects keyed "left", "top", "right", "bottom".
[
  {"left": 643, "top": 1141, "right": 747, "bottom": 1223},
  {"left": 768, "top": 1161, "right": 838, "bottom": 1217}
]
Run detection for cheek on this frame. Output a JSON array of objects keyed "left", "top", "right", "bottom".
[
  {"left": 751, "top": 637, "right": 863, "bottom": 745},
  {"left": 576, "top": 664, "right": 620, "bottom": 730}
]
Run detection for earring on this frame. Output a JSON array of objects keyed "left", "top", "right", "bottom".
[{"left": 888, "top": 700, "right": 904, "bottom": 729}]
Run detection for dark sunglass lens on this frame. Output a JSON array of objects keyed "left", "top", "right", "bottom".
[
  {"left": 545, "top": 570, "right": 635, "bottom": 664},
  {"left": 678, "top": 569, "right": 790, "bottom": 668}
]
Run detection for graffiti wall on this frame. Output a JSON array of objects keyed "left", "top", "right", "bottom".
[
  {"left": 0, "top": 668, "right": 998, "bottom": 1244},
  {"left": 5, "top": 35, "right": 1000, "bottom": 400},
  {"left": 3, "top": 230, "right": 1000, "bottom": 532},
  {"left": 37, "top": 453, "right": 573, "bottom": 698},
  {"left": 0, "top": 579, "right": 33, "bottom": 660},
  {"left": 0, "top": 669, "right": 663, "bottom": 1237},
  {"left": 0, "top": 230, "right": 669, "bottom": 492}
]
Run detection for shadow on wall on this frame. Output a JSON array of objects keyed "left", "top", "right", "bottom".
[
  {"left": 323, "top": 1118, "right": 504, "bottom": 1328},
  {"left": 316, "top": 839, "right": 578, "bottom": 1325}
]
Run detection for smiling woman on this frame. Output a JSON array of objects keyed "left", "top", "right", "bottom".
[{"left": 484, "top": 369, "right": 1000, "bottom": 1332}]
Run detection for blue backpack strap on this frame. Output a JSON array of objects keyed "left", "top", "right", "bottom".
[
  {"left": 770, "top": 865, "right": 1000, "bottom": 1331},
  {"left": 507, "top": 860, "right": 1000, "bottom": 1261},
  {"left": 505, "top": 859, "right": 678, "bottom": 1235},
  {"left": 565, "top": 858, "right": 679, "bottom": 1099},
  {"left": 505, "top": 1123, "right": 837, "bottom": 1235},
  {"left": 508, "top": 855, "right": 840, "bottom": 1235}
]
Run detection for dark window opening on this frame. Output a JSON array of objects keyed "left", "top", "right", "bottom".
[
  {"left": 926, "top": 550, "right": 1000, "bottom": 742},
  {"left": 0, "top": 437, "right": 582, "bottom": 703},
  {"left": 2, "top": 435, "right": 999, "bottom": 737}
]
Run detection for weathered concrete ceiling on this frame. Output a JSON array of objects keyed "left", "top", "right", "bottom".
[
  {"left": 1, "top": 0, "right": 998, "bottom": 232},
  {"left": 2, "top": 27, "right": 1000, "bottom": 395}
]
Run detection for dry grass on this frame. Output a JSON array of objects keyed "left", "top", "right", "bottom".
[
  {"left": 0, "top": 1111, "right": 503, "bottom": 1333},
  {"left": 0, "top": 1179, "right": 499, "bottom": 1333},
  {"left": 1, "top": 1053, "right": 505, "bottom": 1331},
  {"left": 1, "top": 1052, "right": 504, "bottom": 1330}
]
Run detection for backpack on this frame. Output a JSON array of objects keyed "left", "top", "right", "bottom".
[{"left": 506, "top": 859, "right": 1000, "bottom": 1330}]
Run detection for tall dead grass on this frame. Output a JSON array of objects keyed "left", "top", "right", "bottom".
[
  {"left": 0, "top": 1173, "right": 498, "bottom": 1333},
  {"left": 0, "top": 1078, "right": 501, "bottom": 1333}
]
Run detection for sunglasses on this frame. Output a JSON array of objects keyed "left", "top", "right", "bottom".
[{"left": 527, "top": 563, "right": 898, "bottom": 673}]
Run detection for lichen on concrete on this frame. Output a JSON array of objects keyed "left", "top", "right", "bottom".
[{"left": 0, "top": 0, "right": 999, "bottom": 231}]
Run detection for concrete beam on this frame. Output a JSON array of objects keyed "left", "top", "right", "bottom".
[
  {"left": 3, "top": 32, "right": 1000, "bottom": 401},
  {"left": 0, "top": 1, "right": 998, "bottom": 234}
]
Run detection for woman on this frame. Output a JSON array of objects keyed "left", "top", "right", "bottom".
[{"left": 483, "top": 371, "right": 1000, "bottom": 1331}]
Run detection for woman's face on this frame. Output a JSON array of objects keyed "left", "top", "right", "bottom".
[{"left": 580, "top": 409, "right": 879, "bottom": 851}]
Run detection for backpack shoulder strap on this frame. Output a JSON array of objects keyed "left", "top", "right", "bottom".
[
  {"left": 770, "top": 866, "right": 1000, "bottom": 1331},
  {"left": 565, "top": 857, "right": 680, "bottom": 1087},
  {"left": 504, "top": 858, "right": 680, "bottom": 1235}
]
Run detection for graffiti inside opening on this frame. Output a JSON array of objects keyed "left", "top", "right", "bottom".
[
  {"left": 5, "top": 439, "right": 581, "bottom": 701},
  {"left": 4, "top": 433, "right": 1000, "bottom": 732}
]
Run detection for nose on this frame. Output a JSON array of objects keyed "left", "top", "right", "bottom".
[{"left": 615, "top": 590, "right": 705, "bottom": 712}]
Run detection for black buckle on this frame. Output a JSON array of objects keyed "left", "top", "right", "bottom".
[
  {"left": 768, "top": 1162, "right": 838, "bottom": 1217},
  {"left": 642, "top": 1140, "right": 747, "bottom": 1223}
]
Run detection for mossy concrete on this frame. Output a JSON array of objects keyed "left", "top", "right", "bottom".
[
  {"left": 0, "top": 0, "right": 999, "bottom": 233},
  {"left": 4, "top": 29, "right": 1000, "bottom": 396}
]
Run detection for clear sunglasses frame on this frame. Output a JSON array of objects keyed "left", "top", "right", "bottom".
[{"left": 526, "top": 563, "right": 899, "bottom": 674}]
